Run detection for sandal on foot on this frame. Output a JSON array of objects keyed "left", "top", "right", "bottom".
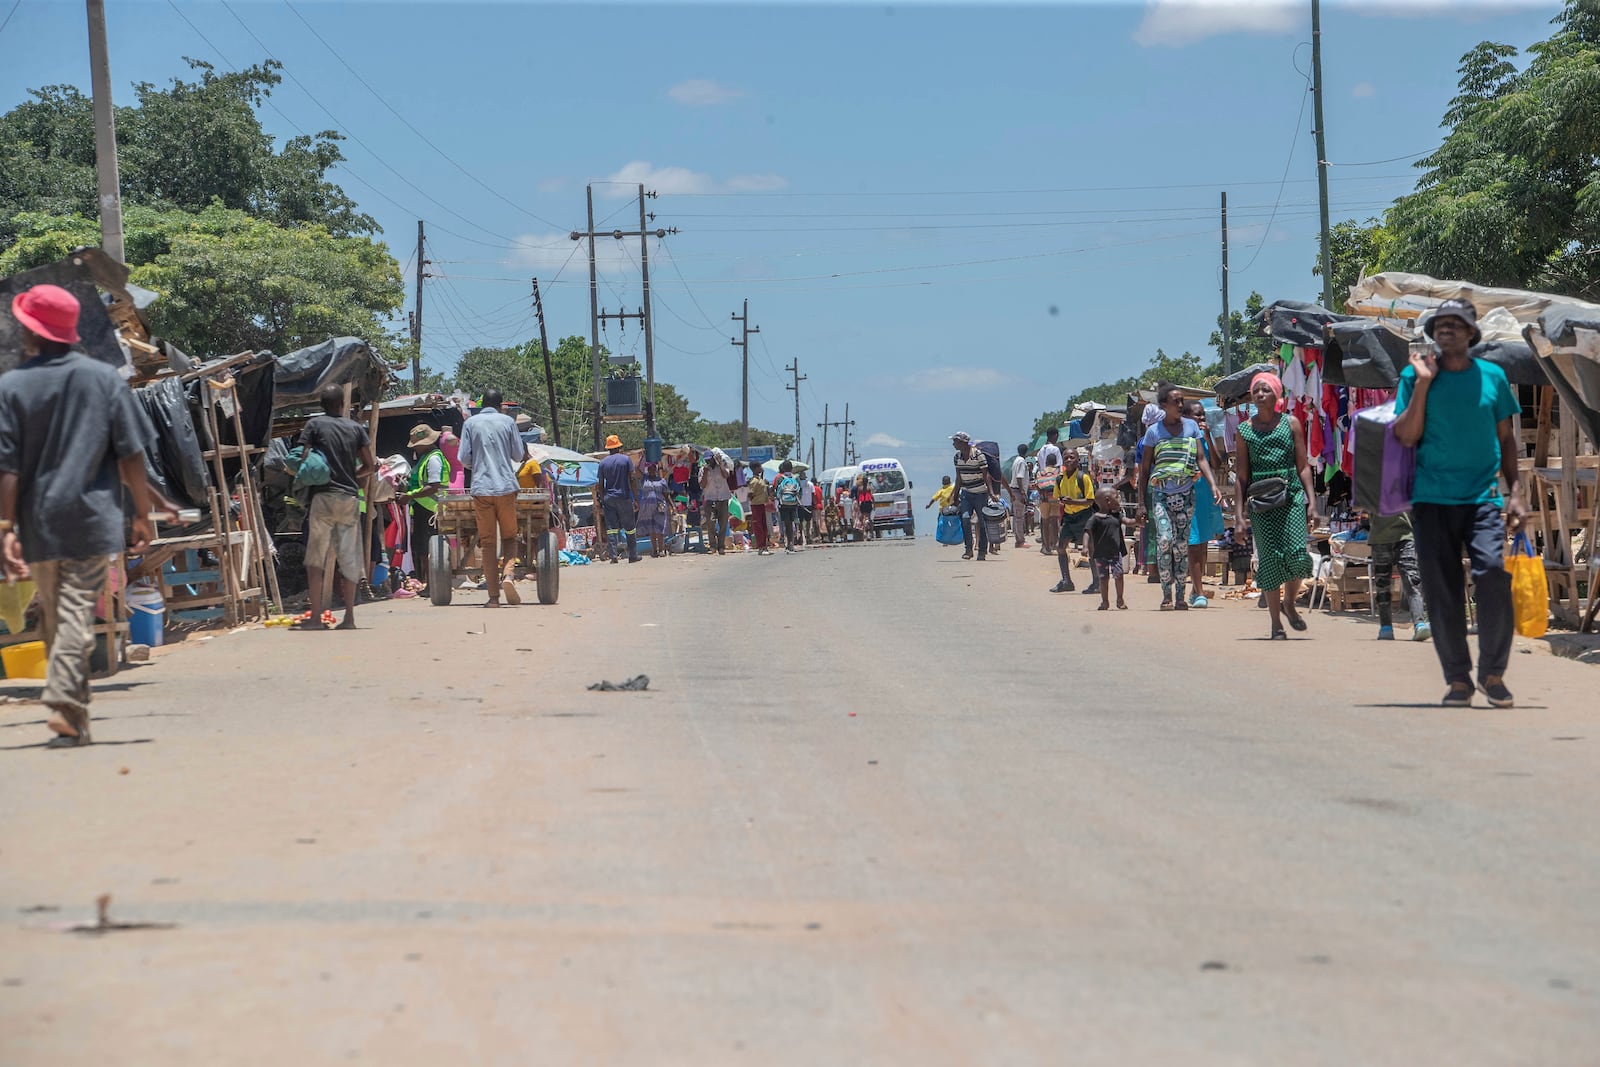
[
  {"left": 1270, "top": 627, "right": 1289, "bottom": 640},
  {"left": 1097, "top": 602, "right": 1110, "bottom": 611},
  {"left": 1117, "top": 601, "right": 1128, "bottom": 610},
  {"left": 289, "top": 619, "right": 328, "bottom": 631},
  {"left": 1285, "top": 609, "right": 1308, "bottom": 632}
]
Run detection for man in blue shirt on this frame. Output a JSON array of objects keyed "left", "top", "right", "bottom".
[
  {"left": 597, "top": 434, "right": 639, "bottom": 564},
  {"left": 457, "top": 389, "right": 526, "bottom": 605},
  {"left": 1393, "top": 299, "right": 1525, "bottom": 708}
]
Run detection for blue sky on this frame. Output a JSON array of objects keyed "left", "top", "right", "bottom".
[{"left": 0, "top": 0, "right": 1561, "bottom": 493}]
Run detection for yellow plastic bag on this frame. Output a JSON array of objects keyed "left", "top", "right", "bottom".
[{"left": 1507, "top": 533, "right": 1548, "bottom": 639}]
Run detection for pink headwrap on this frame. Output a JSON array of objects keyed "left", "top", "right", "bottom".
[{"left": 1250, "top": 372, "right": 1286, "bottom": 413}]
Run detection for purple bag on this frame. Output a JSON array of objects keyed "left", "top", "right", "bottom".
[{"left": 1352, "top": 401, "right": 1415, "bottom": 516}]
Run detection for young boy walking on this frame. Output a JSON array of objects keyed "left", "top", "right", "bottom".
[{"left": 1087, "top": 487, "right": 1129, "bottom": 611}]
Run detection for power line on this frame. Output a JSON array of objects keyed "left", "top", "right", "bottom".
[
  {"left": 0, "top": 0, "right": 23, "bottom": 38},
  {"left": 1235, "top": 49, "right": 1315, "bottom": 276},
  {"left": 216, "top": 0, "right": 537, "bottom": 249},
  {"left": 665, "top": 173, "right": 1419, "bottom": 198},
  {"left": 1329, "top": 150, "right": 1431, "bottom": 167},
  {"left": 280, "top": 0, "right": 566, "bottom": 231}
]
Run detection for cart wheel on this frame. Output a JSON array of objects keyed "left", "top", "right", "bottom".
[
  {"left": 535, "top": 530, "right": 560, "bottom": 605},
  {"left": 428, "top": 535, "right": 453, "bottom": 606}
]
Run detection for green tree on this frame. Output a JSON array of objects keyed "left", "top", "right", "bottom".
[
  {"left": 1314, "top": 220, "right": 1391, "bottom": 309},
  {"left": 1382, "top": 5, "right": 1600, "bottom": 298},
  {"left": 0, "top": 61, "right": 371, "bottom": 249},
  {"left": 1207, "top": 291, "right": 1278, "bottom": 372},
  {"left": 453, "top": 345, "right": 545, "bottom": 408}
]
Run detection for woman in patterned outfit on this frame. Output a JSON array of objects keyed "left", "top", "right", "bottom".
[
  {"left": 1136, "top": 383, "right": 1221, "bottom": 610},
  {"left": 1235, "top": 373, "right": 1320, "bottom": 640}
]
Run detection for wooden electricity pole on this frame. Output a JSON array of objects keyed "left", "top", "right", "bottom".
[
  {"left": 410, "top": 220, "right": 427, "bottom": 389},
  {"left": 1221, "top": 191, "right": 1232, "bottom": 376},
  {"left": 731, "top": 299, "right": 759, "bottom": 457},
  {"left": 785, "top": 359, "right": 806, "bottom": 462},
  {"left": 1312, "top": 0, "right": 1335, "bottom": 311}
]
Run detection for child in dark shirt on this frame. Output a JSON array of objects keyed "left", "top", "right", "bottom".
[
  {"left": 1222, "top": 524, "right": 1253, "bottom": 586},
  {"left": 1086, "top": 487, "right": 1129, "bottom": 611}
]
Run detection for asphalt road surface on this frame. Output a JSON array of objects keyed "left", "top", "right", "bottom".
[{"left": 2, "top": 537, "right": 1597, "bottom": 1065}]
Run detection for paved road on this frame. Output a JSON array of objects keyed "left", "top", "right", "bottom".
[{"left": 2, "top": 539, "right": 1597, "bottom": 1065}]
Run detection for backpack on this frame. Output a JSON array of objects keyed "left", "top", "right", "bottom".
[{"left": 777, "top": 476, "right": 802, "bottom": 506}]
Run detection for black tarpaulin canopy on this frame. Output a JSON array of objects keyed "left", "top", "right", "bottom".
[
  {"left": 1259, "top": 300, "right": 1358, "bottom": 349},
  {"left": 1323, "top": 317, "right": 1549, "bottom": 389},
  {"left": 1525, "top": 303, "right": 1600, "bottom": 452},
  {"left": 272, "top": 336, "right": 390, "bottom": 410}
]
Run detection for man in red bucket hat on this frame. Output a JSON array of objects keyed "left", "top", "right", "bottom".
[{"left": 0, "top": 284, "right": 160, "bottom": 747}]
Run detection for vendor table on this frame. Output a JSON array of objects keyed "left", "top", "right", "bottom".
[{"left": 426, "top": 489, "right": 560, "bottom": 607}]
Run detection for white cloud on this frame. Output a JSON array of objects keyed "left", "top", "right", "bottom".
[
  {"left": 1352, "top": 81, "right": 1377, "bottom": 99},
  {"left": 599, "top": 160, "right": 787, "bottom": 198},
  {"left": 902, "top": 367, "right": 1016, "bottom": 392},
  {"left": 668, "top": 79, "right": 744, "bottom": 107},
  {"left": 1133, "top": 0, "right": 1297, "bottom": 47},
  {"left": 862, "top": 432, "right": 906, "bottom": 449},
  {"left": 1137, "top": 0, "right": 1545, "bottom": 44}
]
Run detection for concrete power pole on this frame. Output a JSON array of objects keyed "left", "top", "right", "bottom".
[
  {"left": 531, "top": 277, "right": 560, "bottom": 446},
  {"left": 731, "top": 300, "right": 759, "bottom": 457},
  {"left": 818, "top": 403, "right": 849, "bottom": 472},
  {"left": 85, "top": 0, "right": 124, "bottom": 263},
  {"left": 785, "top": 359, "right": 806, "bottom": 462},
  {"left": 584, "top": 186, "right": 602, "bottom": 449},
  {"left": 571, "top": 186, "right": 673, "bottom": 449},
  {"left": 841, "top": 402, "right": 855, "bottom": 465},
  {"left": 1312, "top": 0, "right": 1335, "bottom": 311},
  {"left": 1221, "top": 192, "right": 1232, "bottom": 376},
  {"left": 410, "top": 220, "right": 427, "bottom": 389}
]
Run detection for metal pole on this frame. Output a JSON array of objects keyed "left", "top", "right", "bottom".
[
  {"left": 412, "top": 220, "right": 425, "bottom": 389},
  {"left": 1221, "top": 191, "right": 1232, "bottom": 376},
  {"left": 532, "top": 278, "right": 560, "bottom": 446},
  {"left": 1312, "top": 0, "right": 1335, "bottom": 311},
  {"left": 820, "top": 402, "right": 829, "bottom": 471},
  {"left": 85, "top": 0, "right": 124, "bottom": 263},
  {"left": 638, "top": 185, "right": 657, "bottom": 440},
  {"left": 586, "top": 185, "right": 602, "bottom": 450}
]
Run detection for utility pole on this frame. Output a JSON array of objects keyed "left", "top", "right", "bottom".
[
  {"left": 410, "top": 220, "right": 427, "bottom": 389},
  {"left": 785, "top": 359, "right": 806, "bottom": 462},
  {"left": 1312, "top": 0, "right": 1335, "bottom": 311},
  {"left": 731, "top": 299, "right": 759, "bottom": 457},
  {"left": 841, "top": 402, "right": 855, "bottom": 466},
  {"left": 85, "top": 0, "right": 124, "bottom": 263},
  {"left": 818, "top": 403, "right": 850, "bottom": 472},
  {"left": 531, "top": 277, "right": 560, "bottom": 446},
  {"left": 638, "top": 185, "right": 658, "bottom": 440},
  {"left": 571, "top": 185, "right": 674, "bottom": 449},
  {"left": 1221, "top": 191, "right": 1233, "bottom": 376}
]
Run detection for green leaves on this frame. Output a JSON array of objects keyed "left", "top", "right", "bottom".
[{"left": 1384, "top": 2, "right": 1600, "bottom": 300}]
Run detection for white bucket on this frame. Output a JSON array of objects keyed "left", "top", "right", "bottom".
[{"left": 127, "top": 586, "right": 165, "bottom": 647}]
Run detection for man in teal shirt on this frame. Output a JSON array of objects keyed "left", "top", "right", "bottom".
[{"left": 1393, "top": 299, "right": 1525, "bottom": 708}]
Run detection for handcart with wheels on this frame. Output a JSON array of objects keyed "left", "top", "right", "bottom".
[{"left": 426, "top": 488, "right": 561, "bottom": 606}]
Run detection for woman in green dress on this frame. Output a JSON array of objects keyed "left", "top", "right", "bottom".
[{"left": 1235, "top": 372, "right": 1321, "bottom": 640}]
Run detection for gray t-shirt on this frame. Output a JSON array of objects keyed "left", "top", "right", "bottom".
[
  {"left": 0, "top": 350, "right": 155, "bottom": 562},
  {"left": 457, "top": 409, "right": 523, "bottom": 497}
]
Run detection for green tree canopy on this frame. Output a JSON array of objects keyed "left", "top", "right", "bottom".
[
  {"left": 1207, "top": 291, "right": 1279, "bottom": 369},
  {"left": 1382, "top": 4, "right": 1600, "bottom": 298}
]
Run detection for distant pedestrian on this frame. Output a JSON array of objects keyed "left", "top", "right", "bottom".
[
  {"left": 926, "top": 475, "right": 955, "bottom": 511},
  {"left": 746, "top": 460, "right": 772, "bottom": 555},
  {"left": 774, "top": 460, "right": 803, "bottom": 552},
  {"left": 458, "top": 388, "right": 526, "bottom": 603},
  {"left": 1137, "top": 383, "right": 1220, "bottom": 610},
  {"left": 1183, "top": 399, "right": 1226, "bottom": 608},
  {"left": 1009, "top": 444, "right": 1031, "bottom": 547},
  {"left": 1087, "top": 487, "right": 1129, "bottom": 611},
  {"left": 295, "top": 385, "right": 376, "bottom": 631},
  {"left": 1368, "top": 511, "right": 1430, "bottom": 642},
  {"left": 1037, "top": 427, "right": 1064, "bottom": 553},
  {"left": 1393, "top": 298, "right": 1523, "bottom": 707},
  {"left": 598, "top": 434, "right": 640, "bottom": 564},
  {"left": 637, "top": 462, "right": 671, "bottom": 558},
  {"left": 400, "top": 423, "right": 449, "bottom": 590},
  {"left": 851, "top": 473, "right": 876, "bottom": 540},
  {"left": 1235, "top": 372, "right": 1319, "bottom": 640},
  {"left": 1050, "top": 450, "right": 1095, "bottom": 593},
  {"left": 950, "top": 431, "right": 1002, "bottom": 560},
  {"left": 0, "top": 284, "right": 160, "bottom": 746},
  {"left": 798, "top": 467, "right": 816, "bottom": 545},
  {"left": 699, "top": 451, "right": 733, "bottom": 555}
]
